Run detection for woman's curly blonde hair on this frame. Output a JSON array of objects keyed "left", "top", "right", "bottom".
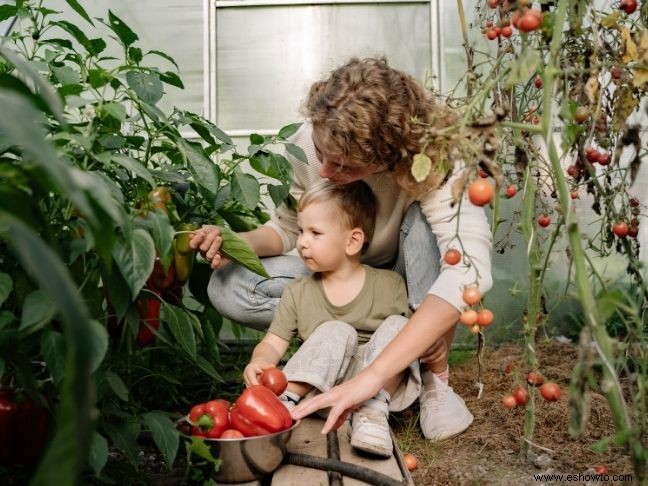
[{"left": 303, "top": 57, "right": 458, "bottom": 197}]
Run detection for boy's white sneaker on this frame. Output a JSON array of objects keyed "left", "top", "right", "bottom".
[
  {"left": 420, "top": 372, "right": 473, "bottom": 441},
  {"left": 349, "top": 395, "right": 392, "bottom": 458}
]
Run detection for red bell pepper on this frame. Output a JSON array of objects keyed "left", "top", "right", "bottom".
[
  {"left": 231, "top": 385, "right": 292, "bottom": 437},
  {"left": 136, "top": 297, "right": 161, "bottom": 347},
  {"left": 0, "top": 390, "right": 50, "bottom": 466},
  {"left": 147, "top": 256, "right": 176, "bottom": 293},
  {"left": 188, "top": 399, "right": 230, "bottom": 439}
]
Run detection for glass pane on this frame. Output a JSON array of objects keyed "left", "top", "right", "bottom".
[{"left": 215, "top": 3, "right": 432, "bottom": 132}]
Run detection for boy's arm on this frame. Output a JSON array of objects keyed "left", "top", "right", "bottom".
[{"left": 243, "top": 332, "right": 290, "bottom": 387}]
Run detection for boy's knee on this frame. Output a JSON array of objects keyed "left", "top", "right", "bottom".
[
  {"left": 312, "top": 321, "right": 358, "bottom": 352},
  {"left": 376, "top": 315, "right": 409, "bottom": 340}
]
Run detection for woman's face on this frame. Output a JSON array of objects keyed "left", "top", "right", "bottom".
[{"left": 311, "top": 127, "right": 379, "bottom": 184}]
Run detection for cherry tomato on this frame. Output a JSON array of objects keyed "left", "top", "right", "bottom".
[
  {"left": 403, "top": 453, "right": 418, "bottom": 471},
  {"left": 444, "top": 249, "right": 461, "bottom": 265},
  {"left": 574, "top": 106, "right": 589, "bottom": 124},
  {"left": 512, "top": 386, "right": 529, "bottom": 406},
  {"left": 612, "top": 222, "right": 629, "bottom": 238},
  {"left": 537, "top": 215, "right": 551, "bottom": 228},
  {"left": 567, "top": 165, "right": 578, "bottom": 177},
  {"left": 260, "top": 367, "right": 288, "bottom": 396},
  {"left": 460, "top": 309, "right": 478, "bottom": 326},
  {"left": 517, "top": 9, "right": 542, "bottom": 32},
  {"left": 539, "top": 382, "right": 561, "bottom": 401},
  {"left": 502, "top": 395, "right": 517, "bottom": 409},
  {"left": 570, "top": 191, "right": 579, "bottom": 200},
  {"left": 628, "top": 225, "right": 639, "bottom": 238},
  {"left": 597, "top": 152, "right": 611, "bottom": 166},
  {"left": 629, "top": 197, "right": 640, "bottom": 208},
  {"left": 620, "top": 0, "right": 638, "bottom": 14},
  {"left": 468, "top": 179, "right": 494, "bottom": 206},
  {"left": 586, "top": 147, "right": 600, "bottom": 163},
  {"left": 527, "top": 371, "right": 544, "bottom": 386},
  {"left": 487, "top": 0, "right": 499, "bottom": 8},
  {"left": 487, "top": 29, "right": 499, "bottom": 40},
  {"left": 462, "top": 287, "right": 481, "bottom": 306},
  {"left": 594, "top": 464, "right": 609, "bottom": 474},
  {"left": 534, "top": 77, "right": 543, "bottom": 89},
  {"left": 505, "top": 185, "right": 517, "bottom": 198},
  {"left": 220, "top": 429, "right": 245, "bottom": 439},
  {"left": 477, "top": 309, "right": 494, "bottom": 327},
  {"left": 470, "top": 324, "right": 481, "bottom": 335}
]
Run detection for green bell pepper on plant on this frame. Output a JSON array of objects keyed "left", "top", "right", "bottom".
[{"left": 175, "top": 222, "right": 200, "bottom": 255}]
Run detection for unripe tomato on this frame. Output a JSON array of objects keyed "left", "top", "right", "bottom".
[
  {"left": 470, "top": 324, "right": 481, "bottom": 335},
  {"left": 462, "top": 287, "right": 481, "bottom": 306},
  {"left": 502, "top": 395, "right": 517, "bottom": 409},
  {"left": 468, "top": 179, "right": 494, "bottom": 206},
  {"left": 260, "top": 367, "right": 288, "bottom": 396},
  {"left": 537, "top": 215, "right": 551, "bottom": 227},
  {"left": 539, "top": 382, "right": 561, "bottom": 401},
  {"left": 574, "top": 106, "right": 589, "bottom": 124},
  {"left": 517, "top": 9, "right": 542, "bottom": 32},
  {"left": 512, "top": 386, "right": 529, "bottom": 406},
  {"left": 505, "top": 185, "right": 517, "bottom": 198},
  {"left": 628, "top": 225, "right": 639, "bottom": 238},
  {"left": 500, "top": 25, "right": 513, "bottom": 37},
  {"left": 444, "top": 249, "right": 461, "bottom": 265},
  {"left": 527, "top": 371, "right": 544, "bottom": 386},
  {"left": 477, "top": 309, "right": 494, "bottom": 327},
  {"left": 612, "top": 222, "right": 629, "bottom": 238},
  {"left": 220, "top": 429, "right": 245, "bottom": 439},
  {"left": 403, "top": 453, "right": 418, "bottom": 471},
  {"left": 533, "top": 76, "right": 543, "bottom": 89},
  {"left": 460, "top": 309, "right": 479, "bottom": 326}
]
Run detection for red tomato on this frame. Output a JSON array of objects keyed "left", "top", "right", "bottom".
[
  {"left": 534, "top": 77, "right": 543, "bottom": 89},
  {"left": 527, "top": 371, "right": 544, "bottom": 386},
  {"left": 444, "top": 249, "right": 461, "bottom": 265},
  {"left": 460, "top": 309, "right": 478, "bottom": 326},
  {"left": 479, "top": 169, "right": 490, "bottom": 178},
  {"left": 477, "top": 309, "right": 494, "bottom": 327},
  {"left": 468, "top": 180, "right": 494, "bottom": 206},
  {"left": 512, "top": 386, "right": 529, "bottom": 406},
  {"left": 620, "top": 0, "right": 638, "bottom": 14},
  {"left": 597, "top": 152, "right": 611, "bottom": 166},
  {"left": 220, "top": 429, "right": 245, "bottom": 439},
  {"left": 629, "top": 197, "right": 640, "bottom": 208},
  {"left": 260, "top": 367, "right": 288, "bottom": 396},
  {"left": 517, "top": 9, "right": 542, "bottom": 32},
  {"left": 505, "top": 185, "right": 517, "bottom": 198},
  {"left": 404, "top": 453, "right": 418, "bottom": 471},
  {"left": 487, "top": 29, "right": 499, "bottom": 40},
  {"left": 511, "top": 10, "right": 521, "bottom": 28},
  {"left": 462, "top": 287, "right": 481, "bottom": 306},
  {"left": 612, "top": 222, "right": 629, "bottom": 238},
  {"left": 539, "top": 382, "right": 561, "bottom": 401},
  {"left": 537, "top": 215, "right": 551, "bottom": 227},
  {"left": 502, "top": 395, "right": 517, "bottom": 409},
  {"left": 567, "top": 165, "right": 578, "bottom": 177},
  {"left": 487, "top": 0, "right": 499, "bottom": 8},
  {"left": 570, "top": 191, "right": 579, "bottom": 200},
  {"left": 594, "top": 464, "right": 609, "bottom": 474},
  {"left": 628, "top": 225, "right": 639, "bottom": 238},
  {"left": 500, "top": 26, "right": 513, "bottom": 38},
  {"left": 586, "top": 147, "right": 600, "bottom": 163}
]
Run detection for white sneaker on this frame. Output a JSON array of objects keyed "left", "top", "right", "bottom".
[
  {"left": 420, "top": 372, "right": 473, "bottom": 441},
  {"left": 349, "top": 395, "right": 392, "bottom": 458},
  {"left": 279, "top": 392, "right": 299, "bottom": 411}
]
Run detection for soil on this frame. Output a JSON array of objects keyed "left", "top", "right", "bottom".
[{"left": 391, "top": 339, "right": 638, "bottom": 485}]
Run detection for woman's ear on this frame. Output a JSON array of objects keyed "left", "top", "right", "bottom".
[{"left": 346, "top": 228, "right": 365, "bottom": 257}]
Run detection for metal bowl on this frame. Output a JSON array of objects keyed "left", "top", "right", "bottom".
[{"left": 202, "top": 420, "right": 300, "bottom": 483}]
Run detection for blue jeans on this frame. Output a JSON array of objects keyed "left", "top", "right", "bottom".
[{"left": 207, "top": 203, "right": 441, "bottom": 331}]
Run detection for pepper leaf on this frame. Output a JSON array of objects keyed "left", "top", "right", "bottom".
[
  {"left": 143, "top": 412, "right": 180, "bottom": 469},
  {"left": 219, "top": 226, "right": 270, "bottom": 279}
]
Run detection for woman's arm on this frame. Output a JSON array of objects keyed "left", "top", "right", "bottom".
[{"left": 291, "top": 293, "right": 459, "bottom": 433}]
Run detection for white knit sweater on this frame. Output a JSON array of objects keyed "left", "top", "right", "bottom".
[{"left": 265, "top": 123, "right": 493, "bottom": 311}]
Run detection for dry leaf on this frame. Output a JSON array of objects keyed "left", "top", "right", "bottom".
[
  {"left": 584, "top": 75, "right": 599, "bottom": 105},
  {"left": 620, "top": 27, "right": 638, "bottom": 64},
  {"left": 411, "top": 153, "right": 432, "bottom": 182},
  {"left": 632, "top": 30, "right": 648, "bottom": 88}
]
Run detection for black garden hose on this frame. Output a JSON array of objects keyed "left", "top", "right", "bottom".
[
  {"left": 326, "top": 431, "right": 343, "bottom": 486},
  {"left": 284, "top": 452, "right": 405, "bottom": 486}
]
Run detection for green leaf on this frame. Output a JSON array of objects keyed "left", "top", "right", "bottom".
[
  {"left": 52, "top": 20, "right": 93, "bottom": 53},
  {"left": 0, "top": 311, "right": 15, "bottom": 330},
  {"left": 112, "top": 228, "right": 156, "bottom": 300},
  {"left": 188, "top": 436, "right": 221, "bottom": 465},
  {"left": 278, "top": 122, "right": 302, "bottom": 140},
  {"left": 0, "top": 272, "right": 12, "bottom": 307},
  {"left": 162, "top": 304, "right": 197, "bottom": 358},
  {"left": 267, "top": 184, "right": 288, "bottom": 208},
  {"left": 89, "top": 433, "right": 108, "bottom": 477},
  {"left": 111, "top": 154, "right": 155, "bottom": 188},
  {"left": 231, "top": 171, "right": 260, "bottom": 209},
  {"left": 192, "top": 354, "right": 223, "bottom": 382},
  {"left": 159, "top": 71, "right": 184, "bottom": 89},
  {"left": 143, "top": 412, "right": 179, "bottom": 468},
  {"left": 101, "top": 102, "right": 127, "bottom": 121},
  {"left": 128, "top": 46, "right": 142, "bottom": 63},
  {"left": 411, "top": 153, "right": 432, "bottom": 182},
  {"left": 51, "top": 65, "right": 80, "bottom": 86},
  {"left": 64, "top": 0, "right": 94, "bottom": 26},
  {"left": 103, "top": 421, "right": 140, "bottom": 466},
  {"left": 284, "top": 142, "right": 308, "bottom": 164},
  {"left": 88, "top": 320, "right": 108, "bottom": 373},
  {"left": 176, "top": 138, "right": 219, "bottom": 195},
  {"left": 41, "top": 330, "right": 66, "bottom": 386},
  {"left": 249, "top": 133, "right": 264, "bottom": 145},
  {"left": 135, "top": 212, "right": 174, "bottom": 270},
  {"left": 126, "top": 71, "right": 163, "bottom": 105},
  {"left": 105, "top": 370, "right": 129, "bottom": 401},
  {"left": 146, "top": 50, "right": 179, "bottom": 70},
  {"left": 0, "top": 5, "right": 17, "bottom": 22},
  {"left": 20, "top": 290, "right": 56, "bottom": 331},
  {"left": 219, "top": 227, "right": 270, "bottom": 279},
  {"left": 108, "top": 10, "right": 138, "bottom": 47}
]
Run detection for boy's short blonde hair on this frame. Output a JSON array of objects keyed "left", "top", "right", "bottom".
[{"left": 298, "top": 180, "right": 377, "bottom": 252}]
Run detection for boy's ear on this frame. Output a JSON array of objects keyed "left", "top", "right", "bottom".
[{"left": 346, "top": 227, "right": 365, "bottom": 256}]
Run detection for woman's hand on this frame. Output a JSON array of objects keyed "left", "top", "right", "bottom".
[
  {"left": 291, "top": 368, "right": 383, "bottom": 434},
  {"left": 189, "top": 225, "right": 230, "bottom": 270},
  {"left": 243, "top": 360, "right": 276, "bottom": 387}
]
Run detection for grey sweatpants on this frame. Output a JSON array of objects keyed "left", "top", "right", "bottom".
[{"left": 282, "top": 315, "right": 421, "bottom": 412}]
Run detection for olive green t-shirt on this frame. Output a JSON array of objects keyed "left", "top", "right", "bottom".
[{"left": 268, "top": 265, "right": 411, "bottom": 344}]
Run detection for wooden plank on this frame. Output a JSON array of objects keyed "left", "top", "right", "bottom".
[
  {"left": 337, "top": 421, "right": 403, "bottom": 486},
  {"left": 271, "top": 418, "right": 329, "bottom": 485}
]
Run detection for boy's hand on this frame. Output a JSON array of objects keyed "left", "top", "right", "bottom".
[{"left": 243, "top": 361, "right": 276, "bottom": 387}]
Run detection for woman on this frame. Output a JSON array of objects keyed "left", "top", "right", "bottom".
[{"left": 190, "top": 57, "right": 493, "bottom": 440}]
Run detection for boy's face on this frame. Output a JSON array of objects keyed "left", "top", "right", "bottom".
[{"left": 296, "top": 200, "right": 360, "bottom": 272}]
